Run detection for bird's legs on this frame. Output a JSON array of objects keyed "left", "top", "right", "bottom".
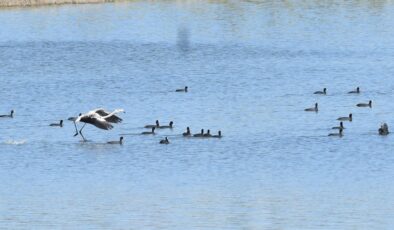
[
  {"left": 73, "top": 121, "right": 79, "bottom": 136},
  {"left": 78, "top": 123, "right": 87, "bottom": 142}
]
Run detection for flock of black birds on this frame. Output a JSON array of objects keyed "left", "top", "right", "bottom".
[
  {"left": 304, "top": 87, "right": 389, "bottom": 137},
  {"left": 2, "top": 85, "right": 389, "bottom": 142},
  {"left": 0, "top": 86, "right": 222, "bottom": 145}
]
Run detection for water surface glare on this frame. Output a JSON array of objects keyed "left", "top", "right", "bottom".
[{"left": 1, "top": 1, "right": 394, "bottom": 229}]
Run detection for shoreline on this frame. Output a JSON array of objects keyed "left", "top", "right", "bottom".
[{"left": 0, "top": 0, "right": 117, "bottom": 8}]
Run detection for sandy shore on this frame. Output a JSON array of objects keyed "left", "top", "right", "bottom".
[{"left": 0, "top": 0, "right": 116, "bottom": 7}]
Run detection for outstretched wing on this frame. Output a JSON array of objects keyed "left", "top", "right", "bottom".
[
  {"left": 94, "top": 108, "right": 109, "bottom": 116},
  {"left": 104, "top": 115, "right": 122, "bottom": 123},
  {"left": 92, "top": 108, "right": 123, "bottom": 123},
  {"left": 101, "top": 109, "right": 124, "bottom": 123},
  {"left": 90, "top": 116, "right": 114, "bottom": 130},
  {"left": 80, "top": 114, "right": 113, "bottom": 130}
]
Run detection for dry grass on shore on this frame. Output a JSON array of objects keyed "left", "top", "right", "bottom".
[{"left": 0, "top": 0, "right": 116, "bottom": 7}]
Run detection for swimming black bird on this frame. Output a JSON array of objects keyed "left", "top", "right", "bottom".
[
  {"left": 142, "top": 127, "right": 155, "bottom": 135},
  {"left": 0, "top": 110, "right": 14, "bottom": 118},
  {"left": 314, "top": 88, "right": 326, "bottom": 95},
  {"left": 357, "top": 100, "right": 372, "bottom": 108},
  {"left": 337, "top": 113, "right": 352, "bottom": 122},
  {"left": 159, "top": 137, "right": 170, "bottom": 144},
  {"left": 183, "top": 127, "right": 191, "bottom": 136},
  {"left": 107, "top": 136, "right": 124, "bottom": 145},
  {"left": 379, "top": 123, "right": 389, "bottom": 136},
  {"left": 212, "top": 131, "right": 222, "bottom": 138},
  {"left": 203, "top": 129, "right": 212, "bottom": 137},
  {"left": 348, "top": 87, "right": 360, "bottom": 94},
  {"left": 159, "top": 121, "right": 173, "bottom": 129},
  {"left": 176, "top": 86, "right": 188, "bottom": 92},
  {"left": 50, "top": 120, "right": 63, "bottom": 127},
  {"left": 193, "top": 129, "right": 204, "bottom": 137},
  {"left": 305, "top": 103, "right": 318, "bottom": 112},
  {"left": 145, "top": 120, "right": 160, "bottom": 128},
  {"left": 332, "top": 122, "right": 345, "bottom": 130},
  {"left": 328, "top": 129, "right": 343, "bottom": 137}
]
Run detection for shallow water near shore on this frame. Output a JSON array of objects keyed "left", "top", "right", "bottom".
[{"left": 1, "top": 1, "right": 394, "bottom": 229}]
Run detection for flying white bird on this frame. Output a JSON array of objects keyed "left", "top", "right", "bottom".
[{"left": 73, "top": 108, "right": 124, "bottom": 141}]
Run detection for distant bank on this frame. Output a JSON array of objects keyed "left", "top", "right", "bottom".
[{"left": 0, "top": 0, "right": 116, "bottom": 7}]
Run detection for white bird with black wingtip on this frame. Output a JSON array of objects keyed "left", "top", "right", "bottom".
[{"left": 73, "top": 108, "right": 124, "bottom": 141}]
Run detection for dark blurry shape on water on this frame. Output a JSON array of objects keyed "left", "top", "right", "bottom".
[
  {"left": 177, "top": 25, "right": 190, "bottom": 52},
  {"left": 1, "top": 1, "right": 394, "bottom": 229}
]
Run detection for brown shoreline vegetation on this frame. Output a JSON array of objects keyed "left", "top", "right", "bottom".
[{"left": 0, "top": 0, "right": 117, "bottom": 7}]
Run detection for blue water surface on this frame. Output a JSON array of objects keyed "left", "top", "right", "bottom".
[{"left": 1, "top": 1, "right": 394, "bottom": 229}]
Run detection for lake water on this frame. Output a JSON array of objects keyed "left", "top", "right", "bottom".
[{"left": 1, "top": 1, "right": 394, "bottom": 229}]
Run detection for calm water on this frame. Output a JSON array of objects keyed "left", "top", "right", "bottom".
[{"left": 1, "top": 1, "right": 394, "bottom": 229}]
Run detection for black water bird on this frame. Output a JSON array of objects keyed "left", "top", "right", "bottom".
[
  {"left": 0, "top": 110, "right": 14, "bottom": 118},
  {"left": 348, "top": 87, "right": 360, "bottom": 94},
  {"left": 203, "top": 129, "right": 212, "bottom": 137},
  {"left": 107, "top": 136, "right": 124, "bottom": 144},
  {"left": 379, "top": 123, "right": 389, "bottom": 136},
  {"left": 332, "top": 122, "right": 345, "bottom": 130},
  {"left": 160, "top": 137, "right": 170, "bottom": 144},
  {"left": 159, "top": 121, "right": 173, "bottom": 129},
  {"left": 357, "top": 100, "right": 372, "bottom": 108},
  {"left": 50, "top": 120, "right": 63, "bottom": 127},
  {"left": 337, "top": 113, "right": 352, "bottom": 122},
  {"left": 145, "top": 120, "right": 159, "bottom": 128},
  {"left": 142, "top": 127, "right": 155, "bottom": 135},
  {"left": 314, "top": 88, "right": 326, "bottom": 95},
  {"left": 183, "top": 127, "right": 191, "bottom": 136},
  {"left": 328, "top": 129, "right": 343, "bottom": 137},
  {"left": 305, "top": 103, "right": 318, "bottom": 112},
  {"left": 193, "top": 129, "right": 204, "bottom": 137},
  {"left": 176, "top": 86, "right": 188, "bottom": 92},
  {"left": 212, "top": 131, "right": 222, "bottom": 138}
]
